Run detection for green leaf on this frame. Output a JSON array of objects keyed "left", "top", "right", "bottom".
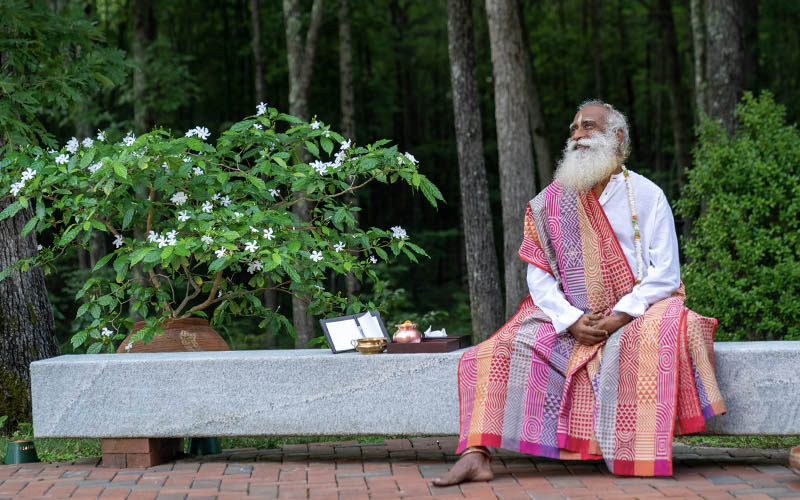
[
  {"left": 186, "top": 137, "right": 205, "bottom": 151},
  {"left": 122, "top": 208, "right": 134, "bottom": 229},
  {"left": 209, "top": 257, "right": 228, "bottom": 271},
  {"left": 249, "top": 176, "right": 266, "bottom": 191},
  {"left": 412, "top": 172, "right": 421, "bottom": 187},
  {"left": 305, "top": 141, "right": 319, "bottom": 157},
  {"left": 71, "top": 330, "right": 88, "bottom": 349},
  {"left": 92, "top": 252, "right": 115, "bottom": 272},
  {"left": 143, "top": 249, "right": 161, "bottom": 263},
  {"left": 20, "top": 216, "right": 38, "bottom": 237},
  {"left": 97, "top": 295, "right": 114, "bottom": 306},
  {"left": 321, "top": 137, "right": 333, "bottom": 155},
  {"left": 223, "top": 231, "right": 240, "bottom": 240},
  {"left": 76, "top": 302, "right": 90, "bottom": 318},
  {"left": 419, "top": 177, "right": 444, "bottom": 208},
  {"left": 0, "top": 200, "right": 22, "bottom": 221},
  {"left": 58, "top": 225, "right": 82, "bottom": 246},
  {"left": 161, "top": 245, "right": 174, "bottom": 260},
  {"left": 130, "top": 247, "right": 151, "bottom": 266},
  {"left": 87, "top": 342, "right": 103, "bottom": 354},
  {"left": 113, "top": 163, "right": 127, "bottom": 179},
  {"left": 287, "top": 240, "right": 301, "bottom": 253}
]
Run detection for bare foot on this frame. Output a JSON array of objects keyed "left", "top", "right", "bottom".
[{"left": 432, "top": 450, "right": 493, "bottom": 487}]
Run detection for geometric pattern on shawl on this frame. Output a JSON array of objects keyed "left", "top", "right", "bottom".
[{"left": 457, "top": 182, "right": 725, "bottom": 476}]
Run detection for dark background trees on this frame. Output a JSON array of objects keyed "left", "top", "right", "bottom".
[{"left": 3, "top": 0, "right": 800, "bottom": 360}]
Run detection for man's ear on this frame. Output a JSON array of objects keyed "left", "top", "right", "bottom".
[{"left": 616, "top": 128, "right": 623, "bottom": 145}]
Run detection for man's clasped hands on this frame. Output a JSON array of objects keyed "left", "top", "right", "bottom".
[{"left": 568, "top": 311, "right": 633, "bottom": 346}]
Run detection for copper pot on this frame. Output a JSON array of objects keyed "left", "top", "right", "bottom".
[
  {"left": 393, "top": 321, "right": 421, "bottom": 343},
  {"left": 117, "top": 317, "right": 230, "bottom": 353}
]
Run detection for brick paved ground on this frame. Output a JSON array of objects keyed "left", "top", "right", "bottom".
[{"left": 1, "top": 437, "right": 797, "bottom": 499}]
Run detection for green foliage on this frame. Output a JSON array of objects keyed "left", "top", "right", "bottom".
[
  {"left": 0, "top": 415, "right": 6, "bottom": 432},
  {"left": 1, "top": 107, "right": 443, "bottom": 352},
  {"left": 677, "top": 92, "right": 800, "bottom": 340},
  {"left": 0, "top": 0, "right": 127, "bottom": 147}
]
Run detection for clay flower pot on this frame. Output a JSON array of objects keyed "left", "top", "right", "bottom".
[
  {"left": 117, "top": 318, "right": 230, "bottom": 353},
  {"left": 790, "top": 445, "right": 800, "bottom": 474}
]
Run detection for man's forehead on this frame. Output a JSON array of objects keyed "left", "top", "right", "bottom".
[{"left": 571, "top": 105, "right": 607, "bottom": 125}]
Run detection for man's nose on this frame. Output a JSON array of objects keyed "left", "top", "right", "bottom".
[{"left": 571, "top": 128, "right": 587, "bottom": 142}]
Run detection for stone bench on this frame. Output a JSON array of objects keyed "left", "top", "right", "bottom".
[{"left": 30, "top": 341, "right": 800, "bottom": 467}]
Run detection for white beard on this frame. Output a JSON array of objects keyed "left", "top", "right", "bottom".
[{"left": 554, "top": 131, "right": 621, "bottom": 192}]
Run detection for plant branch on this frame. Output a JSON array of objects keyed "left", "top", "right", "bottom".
[{"left": 186, "top": 270, "right": 223, "bottom": 314}]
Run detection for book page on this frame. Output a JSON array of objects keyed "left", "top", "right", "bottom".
[
  {"left": 357, "top": 312, "right": 384, "bottom": 339},
  {"left": 325, "top": 318, "right": 363, "bottom": 352}
]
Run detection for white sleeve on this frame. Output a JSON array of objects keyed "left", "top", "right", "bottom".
[
  {"left": 612, "top": 192, "right": 681, "bottom": 317},
  {"left": 526, "top": 264, "right": 584, "bottom": 333}
]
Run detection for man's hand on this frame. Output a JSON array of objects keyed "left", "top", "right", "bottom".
[
  {"left": 568, "top": 313, "right": 608, "bottom": 346},
  {"left": 593, "top": 312, "right": 633, "bottom": 336}
]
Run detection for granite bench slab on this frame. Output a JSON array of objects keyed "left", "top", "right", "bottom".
[{"left": 30, "top": 341, "right": 799, "bottom": 438}]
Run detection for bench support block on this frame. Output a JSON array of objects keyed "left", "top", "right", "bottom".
[{"left": 100, "top": 438, "right": 183, "bottom": 468}]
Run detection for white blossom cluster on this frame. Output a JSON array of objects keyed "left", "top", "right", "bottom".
[
  {"left": 100, "top": 327, "right": 114, "bottom": 338},
  {"left": 66, "top": 137, "right": 80, "bottom": 154},
  {"left": 390, "top": 225, "right": 408, "bottom": 240},
  {"left": 310, "top": 138, "right": 352, "bottom": 175},
  {"left": 185, "top": 126, "right": 211, "bottom": 141},
  {"left": 123, "top": 131, "right": 136, "bottom": 147},
  {"left": 256, "top": 102, "right": 268, "bottom": 116},
  {"left": 88, "top": 162, "right": 102, "bottom": 174},
  {"left": 113, "top": 234, "right": 124, "bottom": 248},
  {"left": 9, "top": 168, "right": 36, "bottom": 196},
  {"left": 399, "top": 152, "right": 418, "bottom": 165},
  {"left": 147, "top": 230, "right": 178, "bottom": 248}
]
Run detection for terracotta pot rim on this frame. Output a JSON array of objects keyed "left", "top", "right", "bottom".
[{"left": 131, "top": 317, "right": 210, "bottom": 333}]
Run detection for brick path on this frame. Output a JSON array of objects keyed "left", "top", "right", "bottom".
[{"left": 1, "top": 437, "right": 798, "bottom": 499}]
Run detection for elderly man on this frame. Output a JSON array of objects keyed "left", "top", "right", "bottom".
[{"left": 435, "top": 101, "right": 725, "bottom": 485}]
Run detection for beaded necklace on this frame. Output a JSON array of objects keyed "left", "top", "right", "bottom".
[{"left": 620, "top": 164, "right": 643, "bottom": 285}]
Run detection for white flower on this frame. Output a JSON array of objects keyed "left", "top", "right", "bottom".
[
  {"left": 193, "top": 167, "right": 204, "bottom": 177},
  {"left": 201, "top": 235, "right": 214, "bottom": 245},
  {"left": 202, "top": 201, "right": 213, "bottom": 213},
  {"left": 47, "top": 148, "right": 57, "bottom": 155},
  {"left": 156, "top": 235, "right": 168, "bottom": 248},
  {"left": 247, "top": 260, "right": 263, "bottom": 274},
  {"left": 147, "top": 231, "right": 159, "bottom": 243},
  {"left": 177, "top": 210, "right": 190, "bottom": 222},
  {"left": 131, "top": 150, "right": 143, "bottom": 158},
  {"left": 55, "top": 154, "right": 70, "bottom": 165},
  {"left": 100, "top": 327, "right": 113, "bottom": 338},
  {"left": 340, "top": 139, "right": 351, "bottom": 150},
  {"left": 256, "top": 102, "right": 268, "bottom": 116},
  {"left": 96, "top": 131, "right": 106, "bottom": 142},
  {"left": 162, "top": 162, "right": 169, "bottom": 171},
  {"left": 390, "top": 225, "right": 408, "bottom": 240},
  {"left": 65, "top": 137, "right": 79, "bottom": 154},
  {"left": 253, "top": 123, "right": 263, "bottom": 130},
  {"left": 220, "top": 196, "right": 232, "bottom": 207},
  {"left": 369, "top": 255, "right": 378, "bottom": 264},
  {"left": 217, "top": 290, "right": 223, "bottom": 298},
  {"left": 113, "top": 234, "right": 124, "bottom": 248},
  {"left": 309, "top": 250, "right": 323, "bottom": 262},
  {"left": 186, "top": 126, "right": 210, "bottom": 140},
  {"left": 123, "top": 132, "right": 136, "bottom": 147},
  {"left": 244, "top": 240, "right": 259, "bottom": 253},
  {"left": 311, "top": 160, "right": 327, "bottom": 175},
  {"left": 333, "top": 241, "right": 345, "bottom": 252},
  {"left": 82, "top": 137, "right": 94, "bottom": 148},
  {"left": 334, "top": 150, "right": 347, "bottom": 165},
  {"left": 233, "top": 211, "right": 242, "bottom": 218},
  {"left": 323, "top": 130, "right": 330, "bottom": 138},
  {"left": 171, "top": 191, "right": 188, "bottom": 206},
  {"left": 263, "top": 228, "right": 275, "bottom": 240},
  {"left": 214, "top": 248, "right": 226, "bottom": 258},
  {"left": 268, "top": 188, "right": 280, "bottom": 198},
  {"left": 183, "top": 156, "right": 192, "bottom": 163},
  {"left": 124, "top": 342, "right": 133, "bottom": 351},
  {"left": 404, "top": 152, "right": 418, "bottom": 164},
  {"left": 310, "top": 120, "right": 321, "bottom": 130},
  {"left": 10, "top": 181, "right": 25, "bottom": 196},
  {"left": 89, "top": 162, "right": 102, "bottom": 173},
  {"left": 247, "top": 226, "right": 258, "bottom": 234},
  {"left": 21, "top": 168, "right": 36, "bottom": 182},
  {"left": 165, "top": 230, "right": 178, "bottom": 246},
  {"left": 37, "top": 244, "right": 43, "bottom": 251},
  {"left": 212, "top": 192, "right": 221, "bottom": 201}
]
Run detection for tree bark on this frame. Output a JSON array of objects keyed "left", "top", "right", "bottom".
[
  {"left": 250, "top": 0, "right": 266, "bottom": 103},
  {"left": 338, "top": 0, "right": 360, "bottom": 297},
  {"left": 485, "top": 0, "right": 536, "bottom": 317},
  {"left": 657, "top": 0, "right": 692, "bottom": 183},
  {"left": 704, "top": 0, "right": 745, "bottom": 135},
  {"left": 0, "top": 166, "right": 59, "bottom": 428},
  {"left": 591, "top": 0, "right": 604, "bottom": 98},
  {"left": 447, "top": 0, "right": 504, "bottom": 341},
  {"left": 283, "top": 0, "right": 324, "bottom": 348},
  {"left": 517, "top": 0, "right": 552, "bottom": 190},
  {"left": 690, "top": 0, "right": 707, "bottom": 120}
]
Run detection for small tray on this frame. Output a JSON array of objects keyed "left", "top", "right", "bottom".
[{"left": 386, "top": 335, "right": 471, "bottom": 354}]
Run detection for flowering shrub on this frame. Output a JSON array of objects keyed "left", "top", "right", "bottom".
[{"left": 0, "top": 104, "right": 442, "bottom": 352}]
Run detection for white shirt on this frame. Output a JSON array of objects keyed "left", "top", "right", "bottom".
[{"left": 527, "top": 170, "right": 681, "bottom": 333}]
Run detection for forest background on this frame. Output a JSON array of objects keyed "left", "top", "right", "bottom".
[{"left": 1, "top": 0, "right": 799, "bottom": 366}]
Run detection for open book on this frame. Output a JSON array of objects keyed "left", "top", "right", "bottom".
[{"left": 319, "top": 311, "right": 390, "bottom": 353}]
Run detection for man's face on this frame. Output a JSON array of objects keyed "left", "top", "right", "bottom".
[{"left": 568, "top": 105, "right": 608, "bottom": 147}]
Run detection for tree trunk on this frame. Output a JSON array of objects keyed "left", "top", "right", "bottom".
[
  {"left": 338, "top": 0, "right": 360, "bottom": 297},
  {"left": 249, "top": 0, "right": 266, "bottom": 103},
  {"left": 447, "top": 0, "right": 504, "bottom": 341},
  {"left": 657, "top": 0, "right": 692, "bottom": 183},
  {"left": 690, "top": 0, "right": 707, "bottom": 120},
  {"left": 485, "top": 0, "right": 536, "bottom": 317},
  {"left": 704, "top": 0, "right": 745, "bottom": 135},
  {"left": 591, "top": 0, "right": 604, "bottom": 98},
  {"left": 0, "top": 171, "right": 59, "bottom": 428},
  {"left": 283, "top": 0, "right": 324, "bottom": 348},
  {"left": 132, "top": 0, "right": 154, "bottom": 132},
  {"left": 517, "top": 0, "right": 552, "bottom": 190}
]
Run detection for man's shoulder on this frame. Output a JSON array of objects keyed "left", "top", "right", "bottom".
[{"left": 628, "top": 170, "right": 667, "bottom": 200}]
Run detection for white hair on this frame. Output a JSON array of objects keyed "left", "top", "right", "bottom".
[
  {"left": 578, "top": 99, "right": 631, "bottom": 162},
  {"left": 554, "top": 128, "right": 620, "bottom": 192}
]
